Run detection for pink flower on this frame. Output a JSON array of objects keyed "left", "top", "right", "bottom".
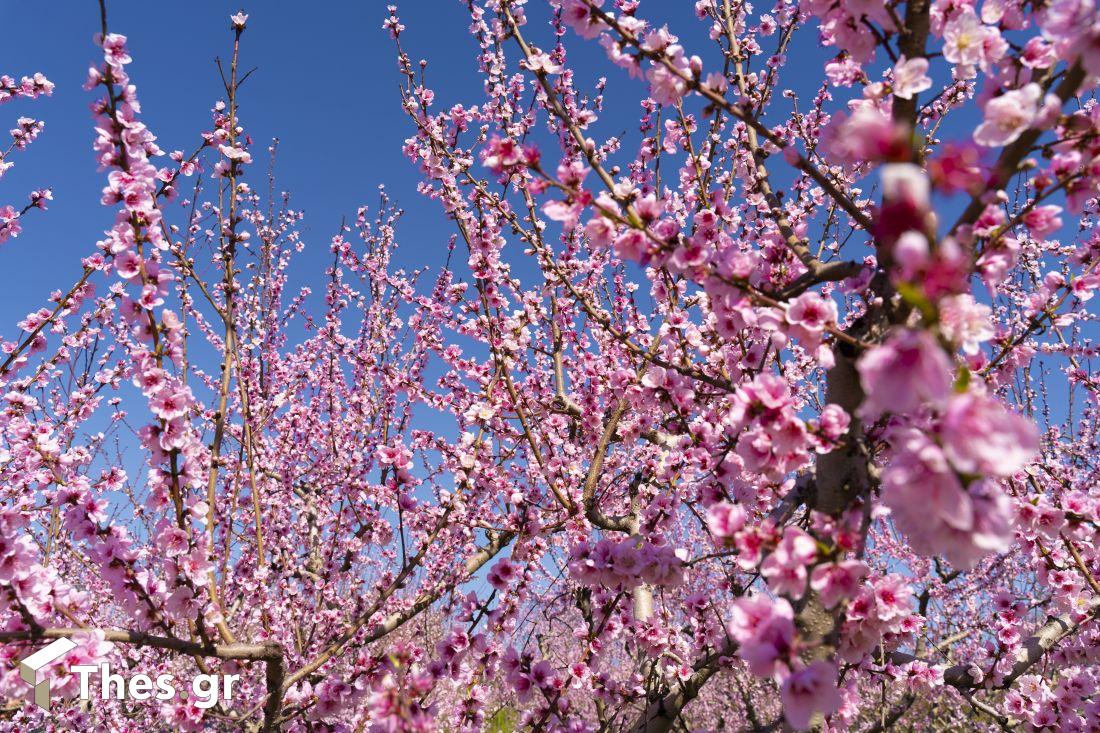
[
  {"left": 823, "top": 107, "right": 904, "bottom": 164},
  {"left": 646, "top": 47, "right": 694, "bottom": 105},
  {"left": 857, "top": 329, "right": 953, "bottom": 418},
  {"left": 817, "top": 404, "right": 850, "bottom": 441},
  {"left": 101, "top": 33, "right": 132, "bottom": 68},
  {"left": 559, "top": 0, "right": 605, "bottom": 39},
  {"left": 178, "top": 547, "right": 214, "bottom": 584},
  {"left": 1040, "top": 0, "right": 1095, "bottom": 42},
  {"left": 376, "top": 443, "right": 412, "bottom": 470},
  {"left": 219, "top": 144, "right": 252, "bottom": 164},
  {"left": 542, "top": 198, "right": 585, "bottom": 229},
  {"left": 1022, "top": 205, "right": 1063, "bottom": 240},
  {"left": 735, "top": 426, "right": 774, "bottom": 473},
  {"left": 487, "top": 558, "right": 520, "bottom": 590},
  {"left": 762, "top": 527, "right": 817, "bottom": 597},
  {"left": 115, "top": 250, "right": 143, "bottom": 280},
  {"left": 0, "top": 534, "right": 36, "bottom": 581},
  {"left": 705, "top": 502, "right": 746, "bottom": 540},
  {"left": 482, "top": 136, "right": 523, "bottom": 174},
  {"left": 773, "top": 527, "right": 817, "bottom": 567},
  {"left": 881, "top": 163, "right": 930, "bottom": 212},
  {"left": 974, "top": 84, "right": 1041, "bottom": 147},
  {"left": 0, "top": 205, "right": 22, "bottom": 244},
  {"left": 523, "top": 52, "right": 562, "bottom": 75},
  {"left": 729, "top": 596, "right": 796, "bottom": 677},
  {"left": 927, "top": 142, "right": 984, "bottom": 194},
  {"left": 938, "top": 294, "right": 993, "bottom": 355},
  {"left": 156, "top": 526, "right": 190, "bottom": 557},
  {"left": 892, "top": 55, "right": 931, "bottom": 99},
  {"left": 736, "top": 371, "right": 793, "bottom": 412},
  {"left": 610, "top": 541, "right": 646, "bottom": 580},
  {"left": 135, "top": 367, "right": 168, "bottom": 396},
  {"left": 870, "top": 574, "right": 912, "bottom": 622},
  {"left": 891, "top": 231, "right": 929, "bottom": 281},
  {"left": 669, "top": 237, "right": 710, "bottom": 272},
  {"left": 584, "top": 215, "right": 616, "bottom": 248},
  {"left": 166, "top": 585, "right": 198, "bottom": 618},
  {"left": 150, "top": 386, "right": 191, "bottom": 420},
  {"left": 613, "top": 229, "right": 648, "bottom": 262},
  {"left": 940, "top": 393, "right": 1039, "bottom": 476},
  {"left": 781, "top": 660, "right": 842, "bottom": 730},
  {"left": 761, "top": 555, "right": 808, "bottom": 597},
  {"left": 159, "top": 418, "right": 189, "bottom": 451},
  {"left": 943, "top": 9, "right": 1002, "bottom": 70},
  {"left": 702, "top": 71, "right": 728, "bottom": 93},
  {"left": 810, "top": 560, "right": 869, "bottom": 608},
  {"left": 883, "top": 430, "right": 1015, "bottom": 567},
  {"left": 784, "top": 292, "right": 837, "bottom": 349}
]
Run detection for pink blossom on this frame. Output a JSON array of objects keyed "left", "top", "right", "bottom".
[
  {"left": 0, "top": 6, "right": 1093, "bottom": 729},
  {"left": 784, "top": 292, "right": 837, "bottom": 349},
  {"left": 149, "top": 386, "right": 191, "bottom": 420},
  {"left": 974, "top": 84, "right": 1041, "bottom": 147},
  {"left": 883, "top": 430, "right": 1014, "bottom": 567},
  {"left": 810, "top": 560, "right": 869, "bottom": 609},
  {"left": 940, "top": 393, "right": 1039, "bottom": 476},
  {"left": 646, "top": 47, "right": 694, "bottom": 105},
  {"left": 0, "top": 205, "right": 22, "bottom": 244},
  {"left": 943, "top": 9, "right": 1004, "bottom": 71},
  {"left": 0, "top": 534, "right": 36, "bottom": 581},
  {"left": 927, "top": 142, "right": 985, "bottom": 194},
  {"left": 938, "top": 294, "right": 993, "bottom": 355},
  {"left": 487, "top": 558, "right": 520, "bottom": 590},
  {"left": 781, "top": 660, "right": 842, "bottom": 730},
  {"left": 823, "top": 107, "right": 905, "bottom": 164},
  {"left": 881, "top": 163, "right": 930, "bottom": 212},
  {"left": 728, "top": 596, "right": 796, "bottom": 677},
  {"left": 761, "top": 527, "right": 817, "bottom": 597},
  {"left": 1023, "top": 205, "right": 1063, "bottom": 240},
  {"left": 523, "top": 52, "right": 562, "bottom": 75},
  {"left": 156, "top": 526, "right": 190, "bottom": 557},
  {"left": 613, "top": 228, "right": 648, "bottom": 262},
  {"left": 817, "top": 404, "right": 851, "bottom": 441},
  {"left": 558, "top": 0, "right": 605, "bottom": 39},
  {"left": 705, "top": 501, "right": 746, "bottom": 540},
  {"left": 892, "top": 55, "right": 931, "bottom": 99},
  {"left": 584, "top": 215, "right": 616, "bottom": 247},
  {"left": 857, "top": 329, "right": 953, "bottom": 417},
  {"left": 101, "top": 33, "right": 132, "bottom": 68}
]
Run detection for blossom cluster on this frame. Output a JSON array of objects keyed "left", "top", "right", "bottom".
[{"left": 0, "top": 1, "right": 1098, "bottom": 731}]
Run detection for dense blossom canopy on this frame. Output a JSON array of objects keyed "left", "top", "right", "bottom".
[{"left": 0, "top": 0, "right": 1098, "bottom": 731}]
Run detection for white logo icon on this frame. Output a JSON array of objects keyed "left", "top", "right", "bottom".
[{"left": 19, "top": 637, "right": 77, "bottom": 710}]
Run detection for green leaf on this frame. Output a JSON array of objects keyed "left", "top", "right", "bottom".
[
  {"left": 954, "top": 366, "right": 971, "bottom": 392},
  {"left": 895, "top": 281, "right": 937, "bottom": 324},
  {"left": 486, "top": 706, "right": 518, "bottom": 733}
]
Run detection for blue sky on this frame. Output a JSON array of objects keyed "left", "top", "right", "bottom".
[
  {"left": 1, "top": 1, "right": 482, "bottom": 329},
  {"left": 0, "top": 1, "right": 693, "bottom": 327}
]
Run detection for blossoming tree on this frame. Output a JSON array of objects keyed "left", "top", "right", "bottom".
[{"left": 1, "top": 0, "right": 1098, "bottom": 731}]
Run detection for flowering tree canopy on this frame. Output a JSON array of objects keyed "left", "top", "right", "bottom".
[{"left": 1, "top": 1, "right": 1098, "bottom": 731}]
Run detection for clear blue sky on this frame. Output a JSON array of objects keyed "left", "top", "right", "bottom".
[
  {"left": 1, "top": 1, "right": 481, "bottom": 329},
  {"left": 0, "top": 1, "right": 1013, "bottom": 356},
  {"left": 0, "top": 0, "right": 700, "bottom": 330}
]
